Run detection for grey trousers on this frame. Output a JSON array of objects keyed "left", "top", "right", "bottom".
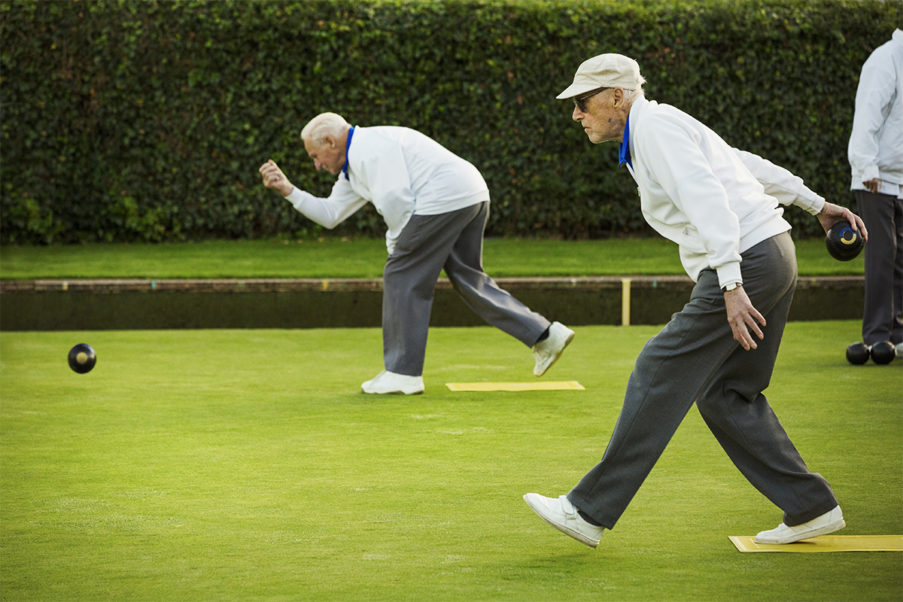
[
  {"left": 382, "top": 202, "right": 550, "bottom": 376},
  {"left": 568, "top": 232, "right": 839, "bottom": 529},
  {"left": 855, "top": 190, "right": 903, "bottom": 345}
]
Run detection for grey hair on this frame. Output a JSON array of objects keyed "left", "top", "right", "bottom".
[{"left": 301, "top": 112, "right": 350, "bottom": 147}]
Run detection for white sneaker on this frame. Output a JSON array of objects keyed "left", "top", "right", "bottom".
[
  {"left": 532, "top": 322, "right": 575, "bottom": 377},
  {"left": 754, "top": 506, "right": 845, "bottom": 544},
  {"left": 896, "top": 342, "right": 903, "bottom": 359},
  {"left": 523, "top": 493, "right": 604, "bottom": 548},
  {"left": 361, "top": 370, "right": 424, "bottom": 395}
]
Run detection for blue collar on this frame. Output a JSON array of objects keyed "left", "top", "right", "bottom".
[
  {"left": 618, "top": 115, "right": 632, "bottom": 169},
  {"left": 342, "top": 126, "right": 355, "bottom": 180}
]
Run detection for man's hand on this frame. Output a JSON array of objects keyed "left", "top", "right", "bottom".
[
  {"left": 725, "top": 285, "right": 766, "bottom": 351},
  {"left": 863, "top": 178, "right": 879, "bottom": 194},
  {"left": 258, "top": 160, "right": 295, "bottom": 197},
  {"left": 816, "top": 201, "right": 869, "bottom": 242}
]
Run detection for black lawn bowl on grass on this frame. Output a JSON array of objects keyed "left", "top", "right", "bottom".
[
  {"left": 870, "top": 340, "right": 896, "bottom": 365},
  {"left": 67, "top": 343, "right": 96, "bottom": 374},
  {"left": 846, "top": 342, "right": 870, "bottom": 365}
]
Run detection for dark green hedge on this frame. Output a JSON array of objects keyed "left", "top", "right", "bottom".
[{"left": 1, "top": 0, "right": 899, "bottom": 243}]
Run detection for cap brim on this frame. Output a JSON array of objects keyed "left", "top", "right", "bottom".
[{"left": 556, "top": 81, "right": 600, "bottom": 100}]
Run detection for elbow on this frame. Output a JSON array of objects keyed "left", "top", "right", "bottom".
[{"left": 318, "top": 214, "right": 345, "bottom": 230}]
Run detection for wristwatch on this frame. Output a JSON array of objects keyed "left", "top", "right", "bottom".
[{"left": 722, "top": 282, "right": 742, "bottom": 293}]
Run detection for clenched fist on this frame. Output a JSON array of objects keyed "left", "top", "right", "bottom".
[{"left": 258, "top": 160, "right": 295, "bottom": 197}]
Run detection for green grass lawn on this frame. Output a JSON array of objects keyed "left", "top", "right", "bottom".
[
  {"left": 0, "top": 237, "right": 864, "bottom": 279},
  {"left": 1, "top": 323, "right": 899, "bottom": 600}
]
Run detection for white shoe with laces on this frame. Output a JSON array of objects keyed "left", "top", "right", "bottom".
[
  {"left": 523, "top": 493, "right": 604, "bottom": 548},
  {"left": 361, "top": 370, "right": 424, "bottom": 395},
  {"left": 532, "top": 322, "right": 575, "bottom": 377},
  {"left": 754, "top": 506, "right": 845, "bottom": 544}
]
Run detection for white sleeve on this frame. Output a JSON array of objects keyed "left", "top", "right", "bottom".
[
  {"left": 734, "top": 149, "right": 825, "bottom": 215},
  {"left": 848, "top": 48, "right": 895, "bottom": 183},
  {"left": 284, "top": 177, "right": 368, "bottom": 229}
]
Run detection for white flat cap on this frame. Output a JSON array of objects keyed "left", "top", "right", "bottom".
[{"left": 556, "top": 53, "right": 645, "bottom": 99}]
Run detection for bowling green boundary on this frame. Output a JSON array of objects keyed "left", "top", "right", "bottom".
[
  {"left": 0, "top": 275, "right": 863, "bottom": 330},
  {"left": 0, "top": 238, "right": 864, "bottom": 330}
]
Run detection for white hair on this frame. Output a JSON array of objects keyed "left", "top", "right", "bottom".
[
  {"left": 621, "top": 86, "right": 643, "bottom": 102},
  {"left": 301, "top": 112, "right": 350, "bottom": 147}
]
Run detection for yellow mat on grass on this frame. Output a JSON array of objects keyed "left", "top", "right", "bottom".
[
  {"left": 445, "top": 381, "right": 585, "bottom": 392},
  {"left": 729, "top": 535, "right": 903, "bottom": 553}
]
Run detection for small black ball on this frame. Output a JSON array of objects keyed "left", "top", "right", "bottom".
[
  {"left": 845, "top": 342, "right": 870, "bottom": 365},
  {"left": 68, "top": 343, "right": 97, "bottom": 374},
  {"left": 825, "top": 221, "right": 864, "bottom": 261},
  {"left": 870, "top": 340, "right": 896, "bottom": 365}
]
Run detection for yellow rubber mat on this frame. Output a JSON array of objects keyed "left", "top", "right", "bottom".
[
  {"left": 729, "top": 535, "right": 903, "bottom": 553},
  {"left": 445, "top": 381, "right": 585, "bottom": 392}
]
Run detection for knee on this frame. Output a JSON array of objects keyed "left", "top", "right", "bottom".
[
  {"left": 696, "top": 380, "right": 761, "bottom": 417},
  {"left": 695, "top": 390, "right": 719, "bottom": 417},
  {"left": 447, "top": 266, "right": 490, "bottom": 294}
]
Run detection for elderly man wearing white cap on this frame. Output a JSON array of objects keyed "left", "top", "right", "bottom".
[{"left": 523, "top": 54, "right": 868, "bottom": 548}]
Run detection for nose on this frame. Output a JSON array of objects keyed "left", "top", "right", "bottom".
[{"left": 572, "top": 105, "right": 583, "bottom": 122}]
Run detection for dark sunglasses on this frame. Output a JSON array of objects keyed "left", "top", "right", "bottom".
[{"left": 574, "top": 87, "right": 609, "bottom": 112}]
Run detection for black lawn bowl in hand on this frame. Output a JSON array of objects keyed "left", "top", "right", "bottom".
[
  {"left": 870, "top": 340, "right": 896, "bottom": 365},
  {"left": 845, "top": 342, "right": 870, "bottom": 365},
  {"left": 825, "top": 221, "right": 864, "bottom": 261},
  {"left": 68, "top": 343, "right": 97, "bottom": 374}
]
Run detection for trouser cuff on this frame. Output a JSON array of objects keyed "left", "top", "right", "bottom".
[{"left": 783, "top": 500, "right": 839, "bottom": 526}]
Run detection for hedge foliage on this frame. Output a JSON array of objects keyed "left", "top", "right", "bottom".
[{"left": 1, "top": 0, "right": 900, "bottom": 243}]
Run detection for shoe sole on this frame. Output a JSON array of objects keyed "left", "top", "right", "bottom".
[
  {"left": 534, "top": 330, "right": 576, "bottom": 377},
  {"left": 754, "top": 518, "right": 846, "bottom": 545},
  {"left": 523, "top": 494, "right": 599, "bottom": 548},
  {"left": 361, "top": 388, "right": 424, "bottom": 395}
]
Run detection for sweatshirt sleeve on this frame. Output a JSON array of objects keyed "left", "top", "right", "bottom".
[
  {"left": 733, "top": 149, "right": 825, "bottom": 215},
  {"left": 284, "top": 177, "right": 368, "bottom": 229}
]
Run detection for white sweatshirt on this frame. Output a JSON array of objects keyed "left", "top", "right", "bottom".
[
  {"left": 848, "top": 28, "right": 903, "bottom": 198},
  {"left": 626, "top": 95, "right": 825, "bottom": 286},
  {"left": 286, "top": 126, "right": 488, "bottom": 253}
]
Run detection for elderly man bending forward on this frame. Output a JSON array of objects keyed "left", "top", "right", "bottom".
[
  {"left": 524, "top": 54, "right": 867, "bottom": 548},
  {"left": 259, "top": 113, "right": 573, "bottom": 395}
]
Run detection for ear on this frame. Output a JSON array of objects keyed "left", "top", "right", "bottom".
[{"left": 323, "top": 135, "right": 337, "bottom": 149}]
